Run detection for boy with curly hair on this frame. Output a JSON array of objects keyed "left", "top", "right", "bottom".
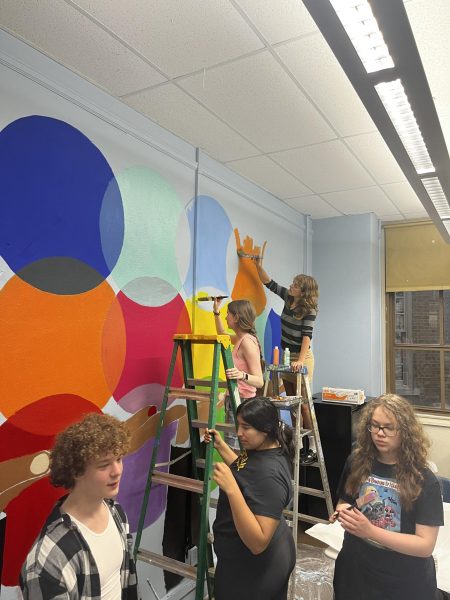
[{"left": 20, "top": 412, "right": 138, "bottom": 599}]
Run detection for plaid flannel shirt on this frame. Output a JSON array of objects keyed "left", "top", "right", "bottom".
[{"left": 20, "top": 496, "right": 138, "bottom": 600}]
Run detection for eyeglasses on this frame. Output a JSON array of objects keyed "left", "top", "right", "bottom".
[{"left": 367, "top": 424, "right": 398, "bottom": 437}]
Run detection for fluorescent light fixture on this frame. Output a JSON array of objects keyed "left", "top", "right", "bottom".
[
  {"left": 329, "top": 0, "right": 394, "bottom": 72},
  {"left": 422, "top": 177, "right": 450, "bottom": 220},
  {"left": 375, "top": 79, "right": 435, "bottom": 175},
  {"left": 443, "top": 221, "right": 450, "bottom": 234}
]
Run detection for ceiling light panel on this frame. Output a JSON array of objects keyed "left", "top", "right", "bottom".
[
  {"left": 422, "top": 177, "right": 450, "bottom": 219},
  {"left": 329, "top": 0, "right": 394, "bottom": 72},
  {"left": 375, "top": 79, "right": 435, "bottom": 175}
]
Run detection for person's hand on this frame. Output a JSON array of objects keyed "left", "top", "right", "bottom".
[
  {"left": 337, "top": 506, "right": 374, "bottom": 539},
  {"left": 225, "top": 367, "right": 243, "bottom": 381},
  {"left": 329, "top": 502, "right": 351, "bottom": 523},
  {"left": 213, "top": 462, "right": 238, "bottom": 495},
  {"left": 291, "top": 360, "right": 304, "bottom": 373},
  {"left": 213, "top": 297, "right": 222, "bottom": 314},
  {"left": 204, "top": 428, "right": 224, "bottom": 450}
]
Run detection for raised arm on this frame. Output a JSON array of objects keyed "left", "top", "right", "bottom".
[
  {"left": 253, "top": 256, "right": 271, "bottom": 284},
  {"left": 213, "top": 298, "right": 237, "bottom": 344}
]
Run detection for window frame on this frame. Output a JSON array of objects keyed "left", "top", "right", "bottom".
[{"left": 386, "top": 290, "right": 450, "bottom": 413}]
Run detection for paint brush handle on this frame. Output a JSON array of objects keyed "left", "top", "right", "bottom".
[{"left": 197, "top": 296, "right": 228, "bottom": 301}]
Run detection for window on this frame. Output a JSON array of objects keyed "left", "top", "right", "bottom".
[{"left": 387, "top": 290, "right": 450, "bottom": 411}]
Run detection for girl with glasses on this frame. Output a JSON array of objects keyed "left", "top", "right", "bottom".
[{"left": 331, "top": 393, "right": 444, "bottom": 600}]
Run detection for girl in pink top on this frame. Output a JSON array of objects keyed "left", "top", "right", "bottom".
[{"left": 213, "top": 298, "right": 264, "bottom": 396}]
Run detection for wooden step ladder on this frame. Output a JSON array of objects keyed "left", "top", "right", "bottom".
[
  {"left": 265, "top": 365, "right": 334, "bottom": 527},
  {"left": 134, "top": 334, "right": 240, "bottom": 600}
]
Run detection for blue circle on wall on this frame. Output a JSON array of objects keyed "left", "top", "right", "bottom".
[{"left": 0, "top": 116, "right": 124, "bottom": 293}]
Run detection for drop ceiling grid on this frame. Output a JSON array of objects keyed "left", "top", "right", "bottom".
[
  {"left": 224, "top": 155, "right": 312, "bottom": 199},
  {"left": 125, "top": 83, "right": 261, "bottom": 163},
  {"left": 178, "top": 50, "right": 337, "bottom": 153},
  {"left": 274, "top": 33, "right": 377, "bottom": 138},
  {"left": 270, "top": 140, "right": 377, "bottom": 193},
  {"left": 0, "top": 0, "right": 167, "bottom": 96},
  {"left": 283, "top": 195, "right": 343, "bottom": 219},
  {"left": 231, "top": 0, "right": 318, "bottom": 45},
  {"left": 69, "top": 0, "right": 265, "bottom": 78}
]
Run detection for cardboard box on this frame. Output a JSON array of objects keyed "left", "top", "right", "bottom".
[{"left": 322, "top": 386, "right": 365, "bottom": 405}]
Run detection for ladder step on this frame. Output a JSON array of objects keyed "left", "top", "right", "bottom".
[
  {"left": 168, "top": 387, "right": 212, "bottom": 402},
  {"left": 300, "top": 428, "right": 311, "bottom": 437},
  {"left": 152, "top": 470, "right": 204, "bottom": 493},
  {"left": 298, "top": 485, "right": 327, "bottom": 498},
  {"left": 136, "top": 548, "right": 197, "bottom": 580},
  {"left": 186, "top": 378, "right": 227, "bottom": 389},
  {"left": 191, "top": 419, "right": 235, "bottom": 432},
  {"left": 284, "top": 509, "right": 329, "bottom": 525}
]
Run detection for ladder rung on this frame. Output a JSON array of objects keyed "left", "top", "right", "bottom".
[
  {"left": 152, "top": 470, "right": 203, "bottom": 493},
  {"left": 298, "top": 486, "right": 327, "bottom": 498},
  {"left": 284, "top": 509, "right": 329, "bottom": 525},
  {"left": 191, "top": 419, "right": 235, "bottom": 432},
  {"left": 186, "top": 378, "right": 227, "bottom": 389},
  {"left": 168, "top": 388, "right": 212, "bottom": 402},
  {"left": 136, "top": 548, "right": 197, "bottom": 579},
  {"left": 300, "top": 428, "right": 311, "bottom": 437}
]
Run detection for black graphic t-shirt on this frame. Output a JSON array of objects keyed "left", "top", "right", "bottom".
[
  {"left": 213, "top": 447, "right": 292, "bottom": 558},
  {"left": 337, "top": 457, "right": 443, "bottom": 535},
  {"left": 333, "top": 456, "right": 444, "bottom": 600}
]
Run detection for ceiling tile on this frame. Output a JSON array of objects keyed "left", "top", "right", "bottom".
[
  {"left": 225, "top": 155, "right": 311, "bottom": 198},
  {"left": 233, "top": 0, "right": 317, "bottom": 44},
  {"left": 321, "top": 186, "right": 399, "bottom": 217},
  {"left": 345, "top": 132, "right": 406, "bottom": 184},
  {"left": 284, "top": 195, "right": 342, "bottom": 219},
  {"left": 276, "top": 34, "right": 376, "bottom": 137},
  {"left": 406, "top": 0, "right": 450, "bottom": 123},
  {"left": 125, "top": 84, "right": 259, "bottom": 162},
  {"left": 179, "top": 51, "right": 336, "bottom": 152},
  {"left": 379, "top": 214, "right": 406, "bottom": 222},
  {"left": 382, "top": 182, "right": 425, "bottom": 214},
  {"left": 71, "top": 0, "right": 264, "bottom": 77},
  {"left": 0, "top": 0, "right": 166, "bottom": 96},
  {"left": 402, "top": 210, "right": 430, "bottom": 220},
  {"left": 271, "top": 139, "right": 374, "bottom": 193}
]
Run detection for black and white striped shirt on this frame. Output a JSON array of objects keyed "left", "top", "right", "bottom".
[{"left": 265, "top": 279, "right": 317, "bottom": 352}]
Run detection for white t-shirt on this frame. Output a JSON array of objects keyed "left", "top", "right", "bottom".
[{"left": 68, "top": 508, "right": 123, "bottom": 600}]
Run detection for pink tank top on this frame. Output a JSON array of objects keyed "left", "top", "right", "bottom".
[{"left": 232, "top": 334, "right": 259, "bottom": 398}]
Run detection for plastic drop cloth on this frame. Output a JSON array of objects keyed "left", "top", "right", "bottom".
[{"left": 290, "top": 544, "right": 335, "bottom": 600}]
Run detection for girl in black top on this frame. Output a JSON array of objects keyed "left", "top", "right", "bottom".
[
  {"left": 204, "top": 397, "right": 296, "bottom": 600},
  {"left": 331, "top": 394, "right": 444, "bottom": 600}
]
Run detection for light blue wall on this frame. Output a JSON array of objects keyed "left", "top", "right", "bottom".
[{"left": 312, "top": 213, "right": 383, "bottom": 397}]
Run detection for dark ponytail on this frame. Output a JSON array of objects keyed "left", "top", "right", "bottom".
[{"left": 236, "top": 397, "right": 294, "bottom": 468}]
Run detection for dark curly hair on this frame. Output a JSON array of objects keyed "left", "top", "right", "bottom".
[{"left": 50, "top": 412, "right": 131, "bottom": 489}]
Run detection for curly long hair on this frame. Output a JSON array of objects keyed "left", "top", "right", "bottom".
[
  {"left": 50, "top": 412, "right": 131, "bottom": 489},
  {"left": 291, "top": 274, "right": 319, "bottom": 319},
  {"left": 345, "top": 394, "right": 430, "bottom": 511}
]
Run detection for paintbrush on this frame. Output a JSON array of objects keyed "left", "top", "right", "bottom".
[
  {"left": 197, "top": 296, "right": 228, "bottom": 301},
  {"left": 236, "top": 250, "right": 261, "bottom": 259}
]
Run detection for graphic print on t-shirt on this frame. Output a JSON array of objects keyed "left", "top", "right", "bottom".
[{"left": 359, "top": 475, "right": 401, "bottom": 532}]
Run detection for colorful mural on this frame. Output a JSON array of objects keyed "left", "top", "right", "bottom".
[{"left": 0, "top": 114, "right": 283, "bottom": 591}]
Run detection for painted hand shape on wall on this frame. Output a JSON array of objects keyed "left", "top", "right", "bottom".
[{"left": 232, "top": 228, "right": 267, "bottom": 316}]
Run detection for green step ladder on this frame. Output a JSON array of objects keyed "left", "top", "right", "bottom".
[{"left": 134, "top": 334, "right": 241, "bottom": 600}]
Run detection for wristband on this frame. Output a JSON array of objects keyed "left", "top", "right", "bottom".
[
  {"left": 213, "top": 311, "right": 220, "bottom": 316},
  {"left": 243, "top": 372, "right": 249, "bottom": 381}
]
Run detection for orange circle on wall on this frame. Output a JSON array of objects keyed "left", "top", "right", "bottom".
[{"left": 0, "top": 275, "right": 126, "bottom": 417}]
